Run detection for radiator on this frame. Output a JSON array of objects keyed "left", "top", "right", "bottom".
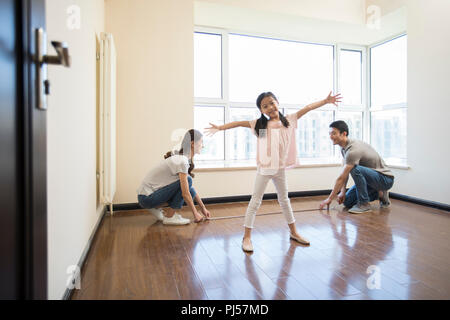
[{"left": 99, "top": 32, "right": 116, "bottom": 214}]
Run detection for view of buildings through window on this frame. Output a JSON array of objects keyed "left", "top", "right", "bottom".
[
  {"left": 370, "top": 35, "right": 407, "bottom": 164},
  {"left": 194, "top": 30, "right": 407, "bottom": 166}
]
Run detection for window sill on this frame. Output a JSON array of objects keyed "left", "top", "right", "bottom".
[
  {"left": 385, "top": 158, "right": 410, "bottom": 170},
  {"left": 387, "top": 164, "right": 410, "bottom": 170},
  {"left": 194, "top": 160, "right": 411, "bottom": 172},
  {"left": 194, "top": 159, "right": 342, "bottom": 172}
]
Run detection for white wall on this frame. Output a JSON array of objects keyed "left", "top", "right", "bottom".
[
  {"left": 46, "top": 0, "right": 105, "bottom": 300},
  {"left": 110, "top": 0, "right": 449, "bottom": 206},
  {"left": 390, "top": 0, "right": 450, "bottom": 204},
  {"left": 195, "top": 166, "right": 342, "bottom": 198},
  {"left": 105, "top": 0, "right": 194, "bottom": 204}
]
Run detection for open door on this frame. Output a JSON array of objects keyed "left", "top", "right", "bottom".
[
  {"left": 0, "top": 0, "right": 25, "bottom": 300},
  {"left": 0, "top": 0, "right": 68, "bottom": 299}
]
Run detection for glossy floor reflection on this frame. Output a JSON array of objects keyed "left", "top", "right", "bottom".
[{"left": 72, "top": 196, "right": 450, "bottom": 300}]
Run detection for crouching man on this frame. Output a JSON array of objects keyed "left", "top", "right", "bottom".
[{"left": 319, "top": 120, "right": 394, "bottom": 213}]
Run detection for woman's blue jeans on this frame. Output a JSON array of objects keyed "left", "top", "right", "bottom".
[
  {"left": 138, "top": 176, "right": 197, "bottom": 210},
  {"left": 344, "top": 165, "right": 394, "bottom": 208}
]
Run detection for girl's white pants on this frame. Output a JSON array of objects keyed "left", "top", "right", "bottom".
[{"left": 244, "top": 168, "right": 295, "bottom": 228}]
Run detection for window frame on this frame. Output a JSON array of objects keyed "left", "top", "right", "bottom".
[
  {"left": 368, "top": 33, "right": 408, "bottom": 167},
  {"left": 194, "top": 28, "right": 226, "bottom": 103},
  {"left": 336, "top": 44, "right": 367, "bottom": 143},
  {"left": 194, "top": 26, "right": 406, "bottom": 169}
]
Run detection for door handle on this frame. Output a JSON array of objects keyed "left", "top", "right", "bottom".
[
  {"left": 44, "top": 41, "right": 71, "bottom": 67},
  {"left": 35, "top": 28, "right": 71, "bottom": 110}
]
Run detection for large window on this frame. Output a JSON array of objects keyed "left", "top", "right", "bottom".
[
  {"left": 194, "top": 29, "right": 343, "bottom": 167},
  {"left": 194, "top": 32, "right": 222, "bottom": 99},
  {"left": 226, "top": 108, "right": 259, "bottom": 160},
  {"left": 194, "top": 28, "right": 405, "bottom": 168},
  {"left": 371, "top": 108, "right": 407, "bottom": 163},
  {"left": 228, "top": 34, "right": 334, "bottom": 104},
  {"left": 370, "top": 35, "right": 407, "bottom": 165},
  {"left": 335, "top": 111, "right": 363, "bottom": 140},
  {"left": 193, "top": 106, "right": 224, "bottom": 161},
  {"left": 337, "top": 44, "right": 366, "bottom": 145},
  {"left": 339, "top": 49, "right": 362, "bottom": 106},
  {"left": 284, "top": 108, "right": 334, "bottom": 161}
]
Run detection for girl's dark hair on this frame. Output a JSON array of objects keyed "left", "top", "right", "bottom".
[
  {"left": 254, "top": 92, "right": 289, "bottom": 137},
  {"left": 164, "top": 129, "right": 202, "bottom": 178}
]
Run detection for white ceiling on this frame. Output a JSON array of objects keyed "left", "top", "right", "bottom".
[
  {"left": 195, "top": 0, "right": 407, "bottom": 45},
  {"left": 197, "top": 0, "right": 408, "bottom": 24},
  {"left": 197, "top": 0, "right": 367, "bottom": 25}
]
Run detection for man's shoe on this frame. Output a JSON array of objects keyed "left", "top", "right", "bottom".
[
  {"left": 163, "top": 213, "right": 190, "bottom": 225},
  {"left": 379, "top": 190, "right": 391, "bottom": 208},
  {"left": 348, "top": 203, "right": 372, "bottom": 214},
  {"left": 149, "top": 208, "right": 164, "bottom": 221}
]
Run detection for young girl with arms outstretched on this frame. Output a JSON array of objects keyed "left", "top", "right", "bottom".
[{"left": 206, "top": 92, "right": 341, "bottom": 251}]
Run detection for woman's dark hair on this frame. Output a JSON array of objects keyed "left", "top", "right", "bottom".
[
  {"left": 164, "top": 129, "right": 202, "bottom": 177},
  {"left": 254, "top": 92, "right": 289, "bottom": 137},
  {"left": 329, "top": 120, "right": 349, "bottom": 136}
]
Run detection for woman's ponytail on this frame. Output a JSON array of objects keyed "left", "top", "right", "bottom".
[
  {"left": 163, "top": 129, "right": 202, "bottom": 178},
  {"left": 164, "top": 151, "right": 174, "bottom": 159}
]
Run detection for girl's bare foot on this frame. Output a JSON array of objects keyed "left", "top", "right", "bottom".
[
  {"left": 290, "top": 232, "right": 310, "bottom": 245},
  {"left": 242, "top": 237, "right": 254, "bottom": 252}
]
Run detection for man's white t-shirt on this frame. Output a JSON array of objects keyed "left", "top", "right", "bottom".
[{"left": 137, "top": 155, "right": 190, "bottom": 196}]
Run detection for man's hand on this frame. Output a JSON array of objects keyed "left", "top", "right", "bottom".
[
  {"left": 337, "top": 191, "right": 346, "bottom": 205},
  {"left": 319, "top": 197, "right": 332, "bottom": 210},
  {"left": 201, "top": 207, "right": 211, "bottom": 219},
  {"left": 193, "top": 210, "right": 205, "bottom": 223}
]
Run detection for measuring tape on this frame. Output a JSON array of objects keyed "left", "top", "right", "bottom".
[{"left": 206, "top": 208, "right": 327, "bottom": 221}]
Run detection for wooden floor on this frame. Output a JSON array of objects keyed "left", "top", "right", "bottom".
[{"left": 71, "top": 196, "right": 450, "bottom": 300}]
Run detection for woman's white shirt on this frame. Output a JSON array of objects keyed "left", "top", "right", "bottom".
[{"left": 137, "top": 155, "right": 190, "bottom": 196}]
